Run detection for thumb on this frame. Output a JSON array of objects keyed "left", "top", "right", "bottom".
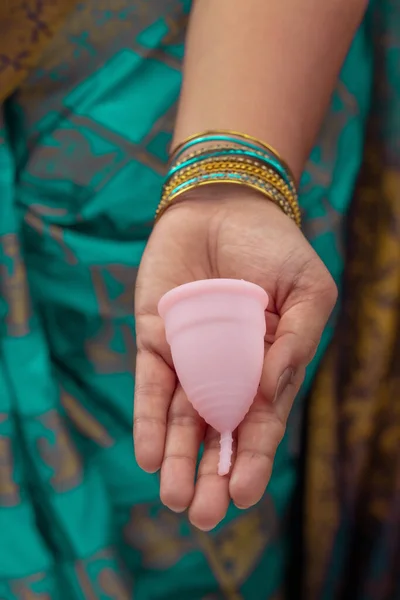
[{"left": 260, "top": 277, "right": 338, "bottom": 407}]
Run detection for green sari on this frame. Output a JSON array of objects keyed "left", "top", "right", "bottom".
[{"left": 0, "top": 1, "right": 398, "bottom": 598}]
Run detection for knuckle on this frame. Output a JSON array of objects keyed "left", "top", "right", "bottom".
[
  {"left": 242, "top": 413, "right": 286, "bottom": 452},
  {"left": 302, "top": 335, "right": 320, "bottom": 365},
  {"left": 324, "top": 276, "right": 339, "bottom": 307},
  {"left": 294, "top": 255, "right": 337, "bottom": 296},
  {"left": 134, "top": 380, "right": 166, "bottom": 400},
  {"left": 133, "top": 414, "right": 165, "bottom": 427},
  {"left": 269, "top": 415, "right": 287, "bottom": 444},
  {"left": 196, "top": 469, "right": 220, "bottom": 482},
  {"left": 236, "top": 448, "right": 275, "bottom": 465},
  {"left": 163, "top": 454, "right": 197, "bottom": 467},
  {"left": 167, "top": 413, "right": 199, "bottom": 428},
  {"left": 315, "top": 265, "right": 338, "bottom": 306},
  {"left": 245, "top": 411, "right": 286, "bottom": 441},
  {"left": 297, "top": 259, "right": 339, "bottom": 316}
]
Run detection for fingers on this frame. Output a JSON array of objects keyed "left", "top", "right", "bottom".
[
  {"left": 188, "top": 428, "right": 232, "bottom": 531},
  {"left": 229, "top": 395, "right": 279, "bottom": 508},
  {"left": 262, "top": 259, "right": 337, "bottom": 401},
  {"left": 133, "top": 348, "right": 176, "bottom": 473},
  {"left": 229, "top": 258, "right": 335, "bottom": 509},
  {"left": 265, "top": 308, "right": 279, "bottom": 344},
  {"left": 160, "top": 386, "right": 205, "bottom": 512},
  {"left": 230, "top": 369, "right": 304, "bottom": 509}
]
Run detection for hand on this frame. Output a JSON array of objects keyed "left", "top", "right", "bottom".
[{"left": 134, "top": 187, "right": 337, "bottom": 531}]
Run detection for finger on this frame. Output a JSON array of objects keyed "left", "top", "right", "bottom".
[
  {"left": 229, "top": 369, "right": 304, "bottom": 509},
  {"left": 160, "top": 386, "right": 205, "bottom": 512},
  {"left": 188, "top": 428, "right": 232, "bottom": 531},
  {"left": 265, "top": 309, "right": 279, "bottom": 344},
  {"left": 262, "top": 261, "right": 337, "bottom": 401},
  {"left": 133, "top": 348, "right": 176, "bottom": 473}
]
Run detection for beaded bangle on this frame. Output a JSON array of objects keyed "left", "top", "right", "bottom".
[
  {"left": 169, "top": 132, "right": 296, "bottom": 195},
  {"left": 157, "top": 175, "right": 298, "bottom": 224},
  {"left": 163, "top": 160, "right": 298, "bottom": 212},
  {"left": 165, "top": 156, "right": 298, "bottom": 203},
  {"left": 158, "top": 166, "right": 300, "bottom": 225},
  {"left": 171, "top": 129, "right": 294, "bottom": 179},
  {"left": 156, "top": 130, "right": 301, "bottom": 227},
  {"left": 162, "top": 156, "right": 300, "bottom": 219},
  {"left": 166, "top": 147, "right": 296, "bottom": 195},
  {"left": 158, "top": 160, "right": 301, "bottom": 226}
]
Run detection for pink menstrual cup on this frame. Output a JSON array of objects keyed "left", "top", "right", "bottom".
[{"left": 158, "top": 279, "right": 268, "bottom": 476}]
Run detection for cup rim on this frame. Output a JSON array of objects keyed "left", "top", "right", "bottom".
[{"left": 158, "top": 278, "right": 268, "bottom": 318}]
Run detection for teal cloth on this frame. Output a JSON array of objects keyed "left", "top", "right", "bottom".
[{"left": 0, "top": 1, "right": 372, "bottom": 598}]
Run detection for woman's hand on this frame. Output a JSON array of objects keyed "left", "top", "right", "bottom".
[{"left": 134, "top": 188, "right": 337, "bottom": 531}]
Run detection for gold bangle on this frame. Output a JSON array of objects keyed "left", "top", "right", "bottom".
[
  {"left": 170, "top": 144, "right": 285, "bottom": 171},
  {"left": 162, "top": 160, "right": 299, "bottom": 209},
  {"left": 162, "top": 168, "right": 297, "bottom": 211},
  {"left": 170, "top": 129, "right": 296, "bottom": 186},
  {"left": 165, "top": 156, "right": 298, "bottom": 202},
  {"left": 159, "top": 133, "right": 301, "bottom": 226},
  {"left": 158, "top": 159, "right": 301, "bottom": 225},
  {"left": 156, "top": 178, "right": 300, "bottom": 226},
  {"left": 162, "top": 164, "right": 300, "bottom": 220}
]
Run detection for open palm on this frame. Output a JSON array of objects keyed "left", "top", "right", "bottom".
[{"left": 134, "top": 189, "right": 337, "bottom": 531}]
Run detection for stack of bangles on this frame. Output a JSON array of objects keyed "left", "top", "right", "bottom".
[{"left": 155, "top": 130, "right": 301, "bottom": 228}]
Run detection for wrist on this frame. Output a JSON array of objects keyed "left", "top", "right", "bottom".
[{"left": 156, "top": 182, "right": 283, "bottom": 221}]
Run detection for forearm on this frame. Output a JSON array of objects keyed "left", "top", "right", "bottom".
[{"left": 173, "top": 0, "right": 368, "bottom": 181}]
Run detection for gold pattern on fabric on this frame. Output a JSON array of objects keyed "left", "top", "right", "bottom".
[
  {"left": 305, "top": 146, "right": 400, "bottom": 598},
  {"left": 0, "top": 0, "right": 78, "bottom": 102}
]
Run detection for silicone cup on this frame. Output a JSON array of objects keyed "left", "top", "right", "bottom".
[{"left": 158, "top": 279, "right": 268, "bottom": 476}]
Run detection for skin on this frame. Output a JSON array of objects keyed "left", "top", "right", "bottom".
[
  {"left": 134, "top": 189, "right": 336, "bottom": 530},
  {"left": 134, "top": 0, "right": 368, "bottom": 530}
]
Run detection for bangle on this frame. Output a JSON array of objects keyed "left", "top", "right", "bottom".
[
  {"left": 166, "top": 146, "right": 296, "bottom": 195},
  {"left": 171, "top": 129, "right": 293, "bottom": 180},
  {"left": 170, "top": 130, "right": 297, "bottom": 194},
  {"left": 164, "top": 156, "right": 297, "bottom": 202},
  {"left": 157, "top": 175, "right": 298, "bottom": 225},
  {"left": 157, "top": 160, "right": 301, "bottom": 226},
  {"left": 156, "top": 130, "right": 301, "bottom": 227},
  {"left": 157, "top": 161, "right": 301, "bottom": 225},
  {"left": 162, "top": 160, "right": 298, "bottom": 213}
]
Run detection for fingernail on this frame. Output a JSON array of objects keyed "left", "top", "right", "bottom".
[{"left": 273, "top": 368, "right": 295, "bottom": 403}]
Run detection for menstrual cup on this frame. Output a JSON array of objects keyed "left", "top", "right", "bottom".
[{"left": 158, "top": 279, "right": 268, "bottom": 476}]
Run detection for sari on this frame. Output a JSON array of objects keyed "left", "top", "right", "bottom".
[{"left": 0, "top": 1, "right": 398, "bottom": 598}]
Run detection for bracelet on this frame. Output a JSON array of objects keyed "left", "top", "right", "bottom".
[
  {"left": 162, "top": 160, "right": 298, "bottom": 212},
  {"left": 158, "top": 162, "right": 300, "bottom": 225},
  {"left": 169, "top": 131, "right": 296, "bottom": 194},
  {"left": 158, "top": 160, "right": 301, "bottom": 225},
  {"left": 163, "top": 154, "right": 300, "bottom": 219},
  {"left": 166, "top": 146, "right": 296, "bottom": 195},
  {"left": 171, "top": 129, "right": 293, "bottom": 178},
  {"left": 164, "top": 156, "right": 297, "bottom": 202},
  {"left": 157, "top": 174, "right": 299, "bottom": 225},
  {"left": 156, "top": 130, "right": 301, "bottom": 227}
]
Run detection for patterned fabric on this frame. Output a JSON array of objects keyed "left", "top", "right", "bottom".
[
  {"left": 0, "top": 1, "right": 396, "bottom": 599},
  {"left": 304, "top": 3, "right": 400, "bottom": 599},
  {"left": 0, "top": 0, "right": 78, "bottom": 102}
]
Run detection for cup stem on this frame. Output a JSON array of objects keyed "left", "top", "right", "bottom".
[{"left": 218, "top": 431, "right": 233, "bottom": 476}]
